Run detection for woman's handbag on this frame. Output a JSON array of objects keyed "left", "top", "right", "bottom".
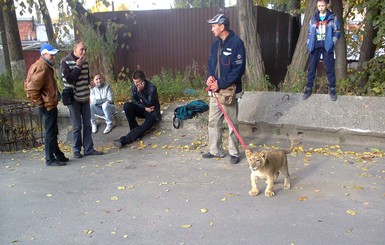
[
  {"left": 217, "top": 84, "right": 236, "bottom": 105},
  {"left": 62, "top": 87, "right": 74, "bottom": 105}
]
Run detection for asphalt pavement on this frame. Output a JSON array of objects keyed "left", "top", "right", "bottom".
[{"left": 1, "top": 102, "right": 385, "bottom": 244}]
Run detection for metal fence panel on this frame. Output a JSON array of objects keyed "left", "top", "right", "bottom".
[
  {"left": 0, "top": 100, "right": 43, "bottom": 152},
  {"left": 94, "top": 6, "right": 299, "bottom": 86}
]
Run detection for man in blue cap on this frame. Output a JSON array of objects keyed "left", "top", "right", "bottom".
[
  {"left": 202, "top": 14, "right": 246, "bottom": 164},
  {"left": 25, "top": 44, "right": 69, "bottom": 166}
]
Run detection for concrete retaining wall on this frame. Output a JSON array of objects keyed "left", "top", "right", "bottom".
[{"left": 238, "top": 91, "right": 385, "bottom": 147}]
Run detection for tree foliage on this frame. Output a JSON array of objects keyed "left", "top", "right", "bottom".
[{"left": 173, "top": 0, "right": 225, "bottom": 8}]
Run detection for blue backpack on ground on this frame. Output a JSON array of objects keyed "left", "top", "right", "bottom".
[{"left": 173, "top": 100, "right": 209, "bottom": 129}]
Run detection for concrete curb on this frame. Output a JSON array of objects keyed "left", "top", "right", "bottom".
[{"left": 57, "top": 92, "right": 385, "bottom": 148}]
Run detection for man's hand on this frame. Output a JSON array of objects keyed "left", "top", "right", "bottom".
[
  {"left": 206, "top": 75, "right": 215, "bottom": 86},
  {"left": 206, "top": 76, "right": 219, "bottom": 92},
  {"left": 145, "top": 106, "right": 155, "bottom": 113},
  {"left": 76, "top": 55, "right": 86, "bottom": 67},
  {"left": 136, "top": 81, "right": 145, "bottom": 92}
]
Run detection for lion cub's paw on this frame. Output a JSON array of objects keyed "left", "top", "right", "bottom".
[
  {"left": 283, "top": 183, "right": 291, "bottom": 190},
  {"left": 264, "top": 190, "right": 275, "bottom": 197},
  {"left": 249, "top": 189, "right": 260, "bottom": 196}
]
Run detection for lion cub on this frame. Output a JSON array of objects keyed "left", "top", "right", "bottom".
[{"left": 245, "top": 139, "right": 294, "bottom": 197}]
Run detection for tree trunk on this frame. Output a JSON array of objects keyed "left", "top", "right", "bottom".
[
  {"left": 0, "top": 9, "right": 12, "bottom": 75},
  {"left": 284, "top": 0, "right": 317, "bottom": 85},
  {"left": 237, "top": 0, "right": 265, "bottom": 88},
  {"left": 357, "top": 11, "right": 377, "bottom": 69},
  {"left": 37, "top": 0, "right": 56, "bottom": 45},
  {"left": 2, "top": 0, "right": 26, "bottom": 81},
  {"left": 357, "top": 7, "right": 378, "bottom": 88},
  {"left": 332, "top": 0, "right": 347, "bottom": 80}
]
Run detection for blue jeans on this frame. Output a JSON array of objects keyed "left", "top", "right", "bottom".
[
  {"left": 90, "top": 102, "right": 116, "bottom": 125},
  {"left": 39, "top": 107, "right": 65, "bottom": 162},
  {"left": 68, "top": 100, "right": 94, "bottom": 154},
  {"left": 119, "top": 102, "right": 157, "bottom": 145},
  {"left": 306, "top": 48, "right": 336, "bottom": 90}
]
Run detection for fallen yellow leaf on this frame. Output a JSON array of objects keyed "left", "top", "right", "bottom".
[
  {"left": 298, "top": 196, "right": 308, "bottom": 201},
  {"left": 117, "top": 186, "right": 126, "bottom": 190},
  {"left": 352, "top": 185, "right": 364, "bottom": 190},
  {"left": 110, "top": 196, "right": 119, "bottom": 201},
  {"left": 46, "top": 193, "right": 53, "bottom": 197},
  {"left": 346, "top": 209, "right": 357, "bottom": 216},
  {"left": 200, "top": 209, "right": 208, "bottom": 213},
  {"left": 181, "top": 224, "right": 192, "bottom": 228}
]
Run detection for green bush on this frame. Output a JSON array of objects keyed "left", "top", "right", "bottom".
[
  {"left": 110, "top": 79, "right": 131, "bottom": 103},
  {"left": 338, "top": 56, "right": 385, "bottom": 96},
  {"left": 150, "top": 64, "right": 207, "bottom": 102},
  {"left": 0, "top": 73, "right": 26, "bottom": 100}
]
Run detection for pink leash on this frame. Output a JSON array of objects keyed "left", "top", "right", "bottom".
[{"left": 207, "top": 87, "right": 250, "bottom": 151}]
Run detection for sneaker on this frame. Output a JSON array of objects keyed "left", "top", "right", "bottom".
[
  {"left": 113, "top": 140, "right": 123, "bottom": 149},
  {"left": 202, "top": 152, "right": 225, "bottom": 158},
  {"left": 302, "top": 88, "right": 312, "bottom": 100},
  {"left": 230, "top": 155, "right": 240, "bottom": 164},
  {"left": 92, "top": 124, "right": 98, "bottom": 133},
  {"left": 46, "top": 159, "right": 66, "bottom": 166},
  {"left": 329, "top": 90, "right": 337, "bottom": 101},
  {"left": 56, "top": 155, "right": 69, "bottom": 162},
  {"left": 84, "top": 149, "right": 103, "bottom": 156},
  {"left": 103, "top": 124, "right": 113, "bottom": 134},
  {"left": 73, "top": 151, "right": 83, "bottom": 159}
]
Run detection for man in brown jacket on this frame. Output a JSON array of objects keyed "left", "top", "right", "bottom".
[{"left": 25, "top": 44, "right": 69, "bottom": 166}]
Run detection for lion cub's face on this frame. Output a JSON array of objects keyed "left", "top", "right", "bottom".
[{"left": 245, "top": 149, "right": 267, "bottom": 171}]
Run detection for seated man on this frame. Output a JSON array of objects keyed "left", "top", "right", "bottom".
[
  {"left": 113, "top": 70, "right": 161, "bottom": 148},
  {"left": 90, "top": 73, "right": 116, "bottom": 134}
]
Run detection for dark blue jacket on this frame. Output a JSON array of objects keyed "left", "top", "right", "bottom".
[
  {"left": 307, "top": 9, "right": 341, "bottom": 53},
  {"left": 206, "top": 30, "right": 246, "bottom": 94},
  {"left": 131, "top": 79, "right": 161, "bottom": 120}
]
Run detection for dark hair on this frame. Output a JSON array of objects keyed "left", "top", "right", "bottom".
[
  {"left": 92, "top": 73, "right": 103, "bottom": 80},
  {"left": 132, "top": 70, "right": 146, "bottom": 81},
  {"left": 317, "top": 0, "right": 329, "bottom": 3}
]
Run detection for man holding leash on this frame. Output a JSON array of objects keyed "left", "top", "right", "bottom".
[{"left": 202, "top": 14, "right": 246, "bottom": 164}]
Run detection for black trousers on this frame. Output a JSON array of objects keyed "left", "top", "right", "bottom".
[
  {"left": 119, "top": 102, "right": 157, "bottom": 145},
  {"left": 39, "top": 107, "right": 65, "bottom": 162}
]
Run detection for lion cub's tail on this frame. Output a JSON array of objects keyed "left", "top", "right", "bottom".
[{"left": 282, "top": 138, "right": 295, "bottom": 154}]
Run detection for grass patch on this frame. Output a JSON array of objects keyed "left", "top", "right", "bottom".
[{"left": 0, "top": 73, "right": 26, "bottom": 100}]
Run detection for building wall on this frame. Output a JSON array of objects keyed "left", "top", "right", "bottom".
[{"left": 18, "top": 20, "right": 37, "bottom": 41}]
